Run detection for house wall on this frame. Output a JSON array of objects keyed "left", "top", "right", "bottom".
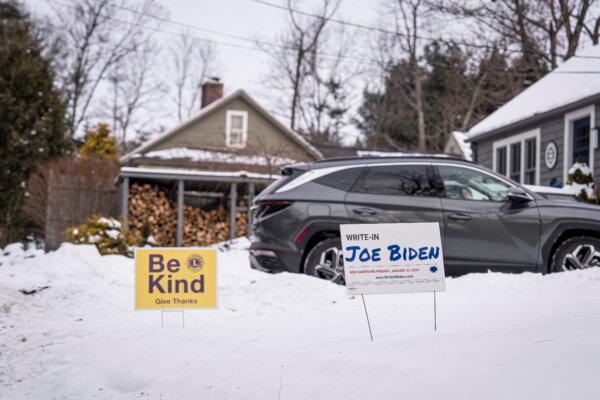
[
  {"left": 472, "top": 101, "right": 600, "bottom": 186},
  {"left": 150, "top": 97, "right": 315, "bottom": 162}
]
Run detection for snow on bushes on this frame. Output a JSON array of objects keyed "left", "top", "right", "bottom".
[
  {"left": 564, "top": 162, "right": 600, "bottom": 204},
  {"left": 66, "top": 215, "right": 154, "bottom": 256}
]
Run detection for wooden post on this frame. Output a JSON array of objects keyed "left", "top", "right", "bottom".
[
  {"left": 229, "top": 183, "right": 237, "bottom": 240},
  {"left": 247, "top": 182, "right": 255, "bottom": 234},
  {"left": 177, "top": 180, "right": 184, "bottom": 247},
  {"left": 121, "top": 176, "right": 129, "bottom": 228}
]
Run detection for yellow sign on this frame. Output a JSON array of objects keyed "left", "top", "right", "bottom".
[{"left": 135, "top": 248, "right": 217, "bottom": 309}]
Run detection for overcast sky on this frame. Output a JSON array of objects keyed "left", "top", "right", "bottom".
[{"left": 24, "top": 0, "right": 384, "bottom": 144}]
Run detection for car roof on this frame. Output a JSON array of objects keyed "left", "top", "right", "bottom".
[{"left": 308, "top": 155, "right": 471, "bottom": 169}]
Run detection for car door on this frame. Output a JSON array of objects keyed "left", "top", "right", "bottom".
[
  {"left": 433, "top": 164, "right": 540, "bottom": 272},
  {"left": 344, "top": 163, "right": 445, "bottom": 233}
]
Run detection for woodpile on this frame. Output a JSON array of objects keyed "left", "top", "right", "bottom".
[{"left": 128, "top": 183, "right": 248, "bottom": 246}]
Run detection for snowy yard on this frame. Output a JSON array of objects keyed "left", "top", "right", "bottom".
[{"left": 1, "top": 242, "right": 600, "bottom": 399}]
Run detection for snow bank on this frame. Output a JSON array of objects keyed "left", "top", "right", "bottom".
[{"left": 2, "top": 243, "right": 600, "bottom": 399}]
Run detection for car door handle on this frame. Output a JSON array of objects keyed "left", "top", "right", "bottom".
[
  {"left": 448, "top": 213, "right": 471, "bottom": 221},
  {"left": 353, "top": 207, "right": 377, "bottom": 216}
]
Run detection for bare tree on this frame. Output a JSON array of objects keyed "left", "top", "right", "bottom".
[
  {"left": 375, "top": 0, "right": 428, "bottom": 151},
  {"left": 584, "top": 13, "right": 600, "bottom": 44},
  {"left": 261, "top": 0, "right": 341, "bottom": 131},
  {"left": 103, "top": 40, "right": 164, "bottom": 148},
  {"left": 298, "top": 24, "right": 359, "bottom": 144},
  {"left": 48, "top": 0, "right": 161, "bottom": 137},
  {"left": 433, "top": 0, "right": 600, "bottom": 68},
  {"left": 166, "top": 31, "right": 218, "bottom": 122}
]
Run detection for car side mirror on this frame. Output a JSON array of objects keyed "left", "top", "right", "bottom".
[{"left": 507, "top": 187, "right": 531, "bottom": 202}]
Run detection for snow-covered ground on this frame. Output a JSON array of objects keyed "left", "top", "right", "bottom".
[{"left": 1, "top": 241, "right": 600, "bottom": 399}]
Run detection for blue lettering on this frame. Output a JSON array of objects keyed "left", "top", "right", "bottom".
[
  {"left": 388, "top": 244, "right": 400, "bottom": 261},
  {"left": 428, "top": 246, "right": 440, "bottom": 260},
  {"left": 345, "top": 246, "right": 360, "bottom": 262},
  {"left": 408, "top": 247, "right": 418, "bottom": 260},
  {"left": 359, "top": 248, "right": 371, "bottom": 262},
  {"left": 372, "top": 248, "right": 381, "bottom": 262},
  {"left": 418, "top": 246, "right": 428, "bottom": 260}
]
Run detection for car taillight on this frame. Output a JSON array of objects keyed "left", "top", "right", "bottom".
[{"left": 256, "top": 200, "right": 293, "bottom": 218}]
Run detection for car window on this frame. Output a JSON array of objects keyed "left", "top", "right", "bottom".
[
  {"left": 314, "top": 167, "right": 363, "bottom": 191},
  {"left": 352, "top": 164, "right": 438, "bottom": 197},
  {"left": 438, "top": 165, "right": 510, "bottom": 201}
]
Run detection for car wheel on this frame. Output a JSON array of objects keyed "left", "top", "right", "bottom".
[
  {"left": 304, "top": 237, "right": 345, "bottom": 285},
  {"left": 551, "top": 236, "right": 600, "bottom": 272}
]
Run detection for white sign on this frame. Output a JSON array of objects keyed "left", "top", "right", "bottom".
[
  {"left": 340, "top": 222, "right": 445, "bottom": 295},
  {"left": 545, "top": 142, "right": 558, "bottom": 170}
]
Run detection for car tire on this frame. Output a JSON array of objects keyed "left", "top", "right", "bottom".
[
  {"left": 550, "top": 236, "right": 600, "bottom": 272},
  {"left": 304, "top": 237, "right": 345, "bottom": 285}
]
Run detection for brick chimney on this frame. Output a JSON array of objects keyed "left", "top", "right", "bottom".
[{"left": 201, "top": 77, "right": 223, "bottom": 108}]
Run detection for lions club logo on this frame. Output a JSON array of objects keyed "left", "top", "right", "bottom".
[{"left": 186, "top": 254, "right": 205, "bottom": 272}]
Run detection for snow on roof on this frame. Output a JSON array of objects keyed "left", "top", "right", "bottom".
[
  {"left": 451, "top": 131, "right": 473, "bottom": 161},
  {"left": 468, "top": 44, "right": 600, "bottom": 138},
  {"left": 142, "top": 147, "right": 298, "bottom": 167},
  {"left": 120, "top": 166, "right": 276, "bottom": 181}
]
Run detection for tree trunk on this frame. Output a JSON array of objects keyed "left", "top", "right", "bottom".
[{"left": 413, "top": 61, "right": 426, "bottom": 152}]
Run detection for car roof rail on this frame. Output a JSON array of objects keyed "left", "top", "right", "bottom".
[{"left": 312, "top": 154, "right": 471, "bottom": 164}]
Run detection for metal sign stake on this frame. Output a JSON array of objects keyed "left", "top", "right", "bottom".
[
  {"left": 433, "top": 291, "right": 437, "bottom": 332},
  {"left": 160, "top": 310, "right": 185, "bottom": 329},
  {"left": 361, "top": 294, "right": 374, "bottom": 341}
]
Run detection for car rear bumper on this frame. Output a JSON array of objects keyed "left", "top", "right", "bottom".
[
  {"left": 249, "top": 242, "right": 301, "bottom": 273},
  {"left": 249, "top": 253, "right": 287, "bottom": 273}
]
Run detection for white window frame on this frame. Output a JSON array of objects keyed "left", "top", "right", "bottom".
[
  {"left": 563, "top": 105, "right": 595, "bottom": 182},
  {"left": 492, "top": 128, "right": 541, "bottom": 185},
  {"left": 225, "top": 110, "right": 248, "bottom": 148}
]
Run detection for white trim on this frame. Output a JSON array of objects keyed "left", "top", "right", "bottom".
[
  {"left": 492, "top": 128, "right": 541, "bottom": 185},
  {"left": 276, "top": 161, "right": 522, "bottom": 194},
  {"left": 225, "top": 110, "right": 248, "bottom": 148},
  {"left": 563, "top": 105, "right": 595, "bottom": 182}
]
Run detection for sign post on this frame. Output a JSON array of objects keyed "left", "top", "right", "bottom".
[
  {"left": 361, "top": 294, "right": 373, "bottom": 341},
  {"left": 340, "top": 222, "right": 445, "bottom": 339},
  {"left": 135, "top": 248, "right": 218, "bottom": 326}
]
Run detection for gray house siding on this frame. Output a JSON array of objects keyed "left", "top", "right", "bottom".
[
  {"left": 472, "top": 100, "right": 600, "bottom": 186},
  {"left": 539, "top": 115, "right": 565, "bottom": 185}
]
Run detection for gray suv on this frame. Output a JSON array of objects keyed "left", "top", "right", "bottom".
[{"left": 249, "top": 156, "right": 600, "bottom": 282}]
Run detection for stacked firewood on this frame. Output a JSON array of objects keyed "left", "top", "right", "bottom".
[
  {"left": 128, "top": 183, "right": 177, "bottom": 246},
  {"left": 128, "top": 183, "right": 248, "bottom": 246}
]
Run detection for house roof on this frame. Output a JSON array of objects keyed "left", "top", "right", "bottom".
[
  {"left": 468, "top": 44, "right": 600, "bottom": 140},
  {"left": 310, "top": 142, "right": 359, "bottom": 158},
  {"left": 120, "top": 89, "right": 322, "bottom": 162}
]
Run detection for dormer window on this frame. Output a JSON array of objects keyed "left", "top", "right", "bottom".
[{"left": 226, "top": 110, "right": 248, "bottom": 148}]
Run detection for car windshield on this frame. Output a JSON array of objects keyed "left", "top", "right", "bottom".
[{"left": 439, "top": 166, "right": 510, "bottom": 201}]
